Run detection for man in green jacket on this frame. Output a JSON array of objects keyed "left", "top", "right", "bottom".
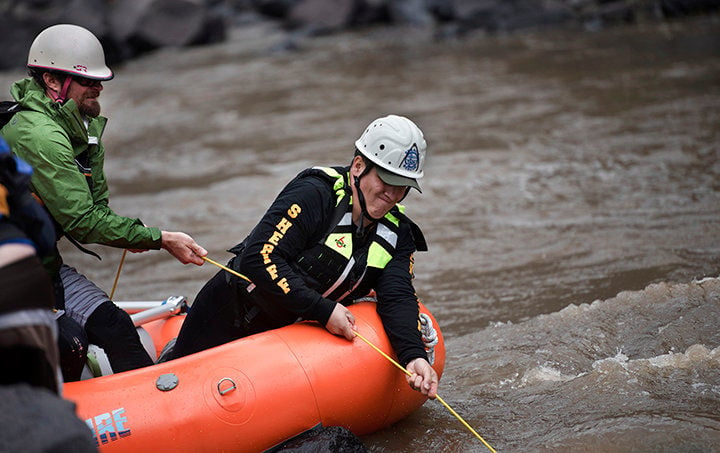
[{"left": 1, "top": 24, "right": 207, "bottom": 380}]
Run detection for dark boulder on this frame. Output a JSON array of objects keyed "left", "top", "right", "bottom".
[
  {"left": 0, "top": 0, "right": 108, "bottom": 71},
  {"left": 252, "top": 0, "right": 301, "bottom": 18},
  {"left": 388, "top": 0, "right": 436, "bottom": 27},
  {"left": 450, "top": 0, "right": 575, "bottom": 34},
  {"left": 660, "top": 0, "right": 720, "bottom": 16},
  {"left": 267, "top": 425, "right": 369, "bottom": 453},
  {"left": 108, "top": 0, "right": 227, "bottom": 59},
  {"left": 286, "top": 0, "right": 357, "bottom": 32}
]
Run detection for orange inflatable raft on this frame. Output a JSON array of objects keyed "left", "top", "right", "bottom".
[{"left": 63, "top": 301, "right": 445, "bottom": 452}]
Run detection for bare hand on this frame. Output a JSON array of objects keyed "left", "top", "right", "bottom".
[
  {"left": 325, "top": 303, "right": 356, "bottom": 340},
  {"left": 405, "top": 357, "right": 439, "bottom": 398},
  {"left": 160, "top": 231, "right": 207, "bottom": 265}
]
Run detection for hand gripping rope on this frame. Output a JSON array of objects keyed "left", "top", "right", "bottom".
[
  {"left": 200, "top": 256, "right": 497, "bottom": 451},
  {"left": 353, "top": 330, "right": 497, "bottom": 453}
]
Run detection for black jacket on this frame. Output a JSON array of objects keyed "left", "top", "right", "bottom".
[{"left": 231, "top": 166, "right": 428, "bottom": 366}]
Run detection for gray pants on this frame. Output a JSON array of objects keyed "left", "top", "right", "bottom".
[
  {"left": 59, "top": 265, "right": 109, "bottom": 327},
  {"left": 59, "top": 264, "right": 153, "bottom": 374}
]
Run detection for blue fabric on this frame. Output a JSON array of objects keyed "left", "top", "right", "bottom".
[{"left": 0, "top": 136, "right": 55, "bottom": 255}]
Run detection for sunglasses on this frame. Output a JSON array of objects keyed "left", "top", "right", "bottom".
[{"left": 73, "top": 76, "right": 103, "bottom": 88}]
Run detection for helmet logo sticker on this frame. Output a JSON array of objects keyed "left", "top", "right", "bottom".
[
  {"left": 400, "top": 144, "right": 420, "bottom": 171},
  {"left": 74, "top": 64, "right": 88, "bottom": 73}
]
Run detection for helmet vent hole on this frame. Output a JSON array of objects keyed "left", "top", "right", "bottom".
[{"left": 379, "top": 144, "right": 385, "bottom": 150}]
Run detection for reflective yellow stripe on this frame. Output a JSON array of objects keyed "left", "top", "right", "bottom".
[
  {"left": 384, "top": 210, "right": 400, "bottom": 227},
  {"left": 368, "top": 216, "right": 399, "bottom": 268},
  {"left": 312, "top": 166, "right": 402, "bottom": 270},
  {"left": 314, "top": 166, "right": 346, "bottom": 206},
  {"left": 325, "top": 232, "right": 353, "bottom": 259},
  {"left": 367, "top": 241, "right": 392, "bottom": 268}
]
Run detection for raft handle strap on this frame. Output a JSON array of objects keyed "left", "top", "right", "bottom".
[{"left": 217, "top": 377, "right": 237, "bottom": 395}]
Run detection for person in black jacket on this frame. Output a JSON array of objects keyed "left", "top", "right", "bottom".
[
  {"left": 0, "top": 136, "right": 96, "bottom": 450},
  {"left": 0, "top": 135, "right": 60, "bottom": 392},
  {"left": 171, "top": 114, "right": 438, "bottom": 397}
]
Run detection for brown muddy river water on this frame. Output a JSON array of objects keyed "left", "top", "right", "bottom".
[{"left": 2, "top": 16, "right": 719, "bottom": 452}]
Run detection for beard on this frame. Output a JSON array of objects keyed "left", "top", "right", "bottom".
[{"left": 79, "top": 98, "right": 101, "bottom": 118}]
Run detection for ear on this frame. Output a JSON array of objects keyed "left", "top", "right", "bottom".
[
  {"left": 350, "top": 155, "right": 366, "bottom": 177},
  {"left": 42, "top": 72, "right": 62, "bottom": 92}
]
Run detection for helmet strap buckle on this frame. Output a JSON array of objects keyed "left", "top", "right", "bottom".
[{"left": 47, "top": 74, "right": 73, "bottom": 104}]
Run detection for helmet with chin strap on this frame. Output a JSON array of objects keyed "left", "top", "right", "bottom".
[
  {"left": 28, "top": 24, "right": 113, "bottom": 80},
  {"left": 27, "top": 24, "right": 113, "bottom": 103},
  {"left": 354, "top": 114, "right": 426, "bottom": 192},
  {"left": 351, "top": 115, "right": 427, "bottom": 236}
]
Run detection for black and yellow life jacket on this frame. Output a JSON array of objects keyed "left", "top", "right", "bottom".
[{"left": 291, "top": 166, "right": 425, "bottom": 302}]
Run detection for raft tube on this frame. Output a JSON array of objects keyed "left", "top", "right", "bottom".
[{"left": 63, "top": 302, "right": 445, "bottom": 452}]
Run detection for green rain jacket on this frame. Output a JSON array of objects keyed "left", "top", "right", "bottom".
[{"left": 0, "top": 78, "right": 162, "bottom": 276}]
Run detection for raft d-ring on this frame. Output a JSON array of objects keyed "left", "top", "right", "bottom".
[{"left": 217, "top": 377, "right": 237, "bottom": 395}]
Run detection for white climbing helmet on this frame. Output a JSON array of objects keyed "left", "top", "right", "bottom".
[
  {"left": 27, "top": 24, "right": 113, "bottom": 80},
  {"left": 355, "top": 114, "right": 426, "bottom": 192}
]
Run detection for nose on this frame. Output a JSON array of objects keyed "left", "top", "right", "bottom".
[{"left": 384, "top": 183, "right": 406, "bottom": 201}]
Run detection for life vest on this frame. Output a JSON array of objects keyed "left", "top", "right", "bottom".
[{"left": 291, "top": 166, "right": 423, "bottom": 303}]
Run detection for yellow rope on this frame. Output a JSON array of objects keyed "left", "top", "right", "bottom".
[
  {"left": 201, "top": 256, "right": 252, "bottom": 283},
  {"left": 109, "top": 249, "right": 127, "bottom": 300},
  {"left": 353, "top": 331, "right": 497, "bottom": 453},
  {"left": 201, "top": 255, "right": 496, "bottom": 452}
]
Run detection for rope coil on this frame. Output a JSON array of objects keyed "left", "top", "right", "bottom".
[{"left": 419, "top": 312, "right": 438, "bottom": 365}]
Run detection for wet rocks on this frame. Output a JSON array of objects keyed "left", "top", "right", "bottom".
[
  {"left": 286, "top": 0, "right": 357, "bottom": 33},
  {"left": 109, "top": 0, "right": 223, "bottom": 49},
  {"left": 0, "top": 0, "right": 227, "bottom": 70},
  {"left": 0, "top": 0, "right": 718, "bottom": 70}
]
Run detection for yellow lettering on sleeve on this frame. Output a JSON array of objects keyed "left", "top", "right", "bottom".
[
  {"left": 287, "top": 204, "right": 301, "bottom": 219},
  {"left": 276, "top": 217, "right": 293, "bottom": 234},
  {"left": 260, "top": 243, "right": 274, "bottom": 264},
  {"left": 266, "top": 264, "right": 278, "bottom": 279},
  {"left": 277, "top": 278, "right": 291, "bottom": 294},
  {"left": 268, "top": 231, "right": 283, "bottom": 246}
]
